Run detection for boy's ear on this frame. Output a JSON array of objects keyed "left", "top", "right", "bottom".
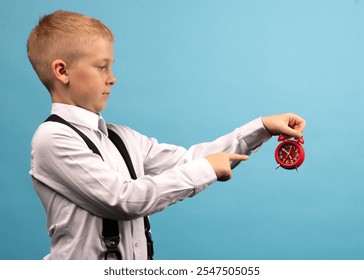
[{"left": 51, "top": 59, "right": 69, "bottom": 85}]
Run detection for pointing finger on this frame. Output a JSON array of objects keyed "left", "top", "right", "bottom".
[{"left": 228, "top": 154, "right": 249, "bottom": 161}]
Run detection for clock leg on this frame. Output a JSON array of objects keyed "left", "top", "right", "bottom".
[{"left": 275, "top": 164, "right": 281, "bottom": 169}]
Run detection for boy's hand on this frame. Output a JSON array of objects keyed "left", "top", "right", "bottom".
[
  {"left": 262, "top": 113, "right": 306, "bottom": 138},
  {"left": 205, "top": 153, "right": 249, "bottom": 182}
]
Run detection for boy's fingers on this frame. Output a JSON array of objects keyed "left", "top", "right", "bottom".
[
  {"left": 287, "top": 114, "right": 306, "bottom": 137},
  {"left": 228, "top": 154, "right": 249, "bottom": 161},
  {"left": 281, "top": 126, "right": 302, "bottom": 139}
]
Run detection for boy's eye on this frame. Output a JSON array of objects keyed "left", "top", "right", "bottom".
[{"left": 97, "top": 66, "right": 106, "bottom": 71}]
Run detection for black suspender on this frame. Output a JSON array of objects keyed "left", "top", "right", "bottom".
[
  {"left": 107, "top": 129, "right": 154, "bottom": 260},
  {"left": 44, "top": 114, "right": 154, "bottom": 260}
]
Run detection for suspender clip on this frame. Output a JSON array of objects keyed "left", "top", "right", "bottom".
[{"left": 103, "top": 236, "right": 122, "bottom": 260}]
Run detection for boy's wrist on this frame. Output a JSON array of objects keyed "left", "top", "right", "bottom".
[{"left": 237, "top": 117, "right": 272, "bottom": 151}]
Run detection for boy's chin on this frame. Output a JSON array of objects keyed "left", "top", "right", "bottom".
[{"left": 77, "top": 104, "right": 106, "bottom": 114}]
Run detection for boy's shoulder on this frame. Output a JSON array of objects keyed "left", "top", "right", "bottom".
[
  {"left": 32, "top": 120, "right": 146, "bottom": 147},
  {"left": 31, "top": 120, "right": 84, "bottom": 151},
  {"left": 107, "top": 123, "right": 151, "bottom": 145}
]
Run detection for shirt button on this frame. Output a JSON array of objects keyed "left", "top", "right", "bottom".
[{"left": 135, "top": 242, "right": 140, "bottom": 248}]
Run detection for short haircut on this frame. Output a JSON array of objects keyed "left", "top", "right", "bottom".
[{"left": 27, "top": 10, "right": 114, "bottom": 92}]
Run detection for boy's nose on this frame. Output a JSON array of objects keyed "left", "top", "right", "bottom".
[{"left": 107, "top": 73, "right": 116, "bottom": 86}]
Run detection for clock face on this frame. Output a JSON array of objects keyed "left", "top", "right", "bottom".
[{"left": 275, "top": 140, "right": 305, "bottom": 169}]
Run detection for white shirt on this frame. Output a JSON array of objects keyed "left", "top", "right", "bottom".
[{"left": 30, "top": 103, "right": 271, "bottom": 259}]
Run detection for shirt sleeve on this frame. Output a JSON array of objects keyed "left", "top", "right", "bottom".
[
  {"left": 30, "top": 122, "right": 217, "bottom": 221},
  {"left": 30, "top": 118, "right": 270, "bottom": 221},
  {"left": 111, "top": 117, "right": 271, "bottom": 195}
]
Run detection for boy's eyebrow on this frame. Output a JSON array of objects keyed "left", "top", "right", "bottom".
[{"left": 96, "top": 58, "right": 115, "bottom": 63}]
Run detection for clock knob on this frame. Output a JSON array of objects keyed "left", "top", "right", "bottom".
[
  {"left": 296, "top": 137, "right": 304, "bottom": 144},
  {"left": 278, "top": 135, "right": 289, "bottom": 141},
  {"left": 278, "top": 135, "right": 304, "bottom": 145}
]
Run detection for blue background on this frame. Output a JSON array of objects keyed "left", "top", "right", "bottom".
[{"left": 1, "top": 0, "right": 363, "bottom": 260}]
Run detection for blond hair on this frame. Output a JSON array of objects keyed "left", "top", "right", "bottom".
[{"left": 27, "top": 10, "right": 114, "bottom": 91}]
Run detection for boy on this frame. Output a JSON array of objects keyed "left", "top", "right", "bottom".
[{"left": 27, "top": 10, "right": 305, "bottom": 260}]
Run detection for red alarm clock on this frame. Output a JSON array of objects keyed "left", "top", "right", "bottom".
[{"left": 275, "top": 135, "right": 305, "bottom": 171}]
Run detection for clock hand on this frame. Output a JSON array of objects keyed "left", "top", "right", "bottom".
[
  {"left": 282, "top": 148, "right": 292, "bottom": 159},
  {"left": 287, "top": 146, "right": 293, "bottom": 159}
]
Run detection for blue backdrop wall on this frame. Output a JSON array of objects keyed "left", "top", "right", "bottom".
[{"left": 1, "top": 0, "right": 363, "bottom": 260}]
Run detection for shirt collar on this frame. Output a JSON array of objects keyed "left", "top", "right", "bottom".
[{"left": 51, "top": 103, "right": 103, "bottom": 132}]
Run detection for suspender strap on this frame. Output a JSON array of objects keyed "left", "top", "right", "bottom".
[
  {"left": 108, "top": 129, "right": 137, "bottom": 178},
  {"left": 45, "top": 115, "right": 104, "bottom": 160},
  {"left": 108, "top": 129, "right": 154, "bottom": 260},
  {"left": 44, "top": 114, "right": 154, "bottom": 260},
  {"left": 102, "top": 218, "right": 122, "bottom": 260},
  {"left": 45, "top": 114, "right": 121, "bottom": 260}
]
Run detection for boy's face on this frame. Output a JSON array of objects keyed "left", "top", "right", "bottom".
[{"left": 59, "top": 38, "right": 116, "bottom": 113}]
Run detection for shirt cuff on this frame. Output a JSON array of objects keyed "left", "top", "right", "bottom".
[
  {"left": 237, "top": 117, "right": 272, "bottom": 153},
  {"left": 183, "top": 158, "right": 217, "bottom": 196}
]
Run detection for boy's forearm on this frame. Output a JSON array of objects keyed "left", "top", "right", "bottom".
[{"left": 185, "top": 117, "right": 271, "bottom": 160}]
